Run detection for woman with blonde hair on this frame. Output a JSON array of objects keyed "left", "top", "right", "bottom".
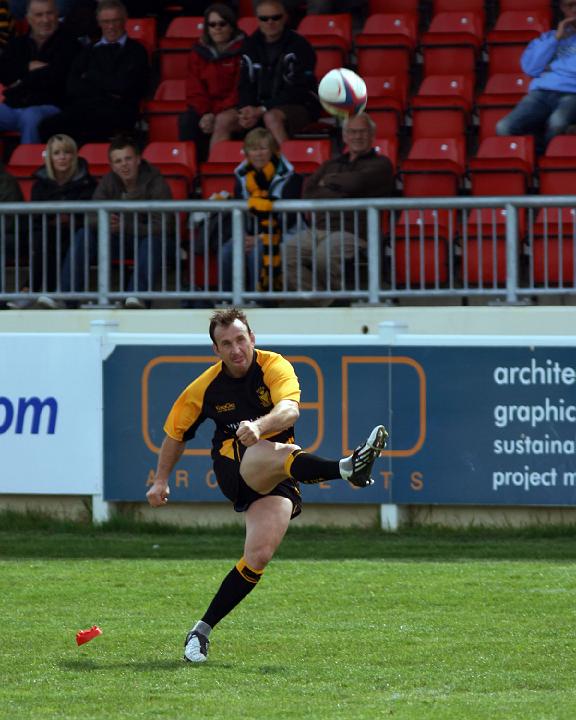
[{"left": 30, "top": 133, "right": 96, "bottom": 308}]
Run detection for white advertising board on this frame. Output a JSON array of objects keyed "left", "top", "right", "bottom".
[{"left": 0, "top": 333, "right": 102, "bottom": 494}]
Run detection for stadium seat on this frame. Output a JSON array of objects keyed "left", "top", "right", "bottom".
[
  {"left": 158, "top": 16, "right": 204, "bottom": 80},
  {"left": 475, "top": 72, "right": 530, "bottom": 143},
  {"left": 420, "top": 11, "right": 484, "bottom": 78},
  {"left": 486, "top": 11, "right": 550, "bottom": 76},
  {"left": 410, "top": 74, "right": 474, "bottom": 140},
  {"left": 432, "top": 0, "right": 485, "bottom": 13},
  {"left": 364, "top": 74, "right": 408, "bottom": 138},
  {"left": 237, "top": 16, "right": 258, "bottom": 35},
  {"left": 199, "top": 140, "right": 245, "bottom": 197},
  {"left": 354, "top": 13, "right": 418, "bottom": 80},
  {"left": 297, "top": 14, "right": 352, "bottom": 78},
  {"left": 6, "top": 143, "right": 45, "bottom": 177},
  {"left": 531, "top": 208, "right": 576, "bottom": 286},
  {"left": 369, "top": 0, "right": 419, "bottom": 11},
  {"left": 374, "top": 136, "right": 399, "bottom": 172},
  {"left": 237, "top": 0, "right": 255, "bottom": 15},
  {"left": 281, "top": 139, "right": 332, "bottom": 176},
  {"left": 468, "top": 136, "right": 535, "bottom": 196},
  {"left": 538, "top": 136, "right": 576, "bottom": 195},
  {"left": 78, "top": 143, "right": 110, "bottom": 178},
  {"left": 126, "top": 18, "right": 157, "bottom": 59},
  {"left": 400, "top": 137, "right": 466, "bottom": 197},
  {"left": 142, "top": 141, "right": 197, "bottom": 197},
  {"left": 497, "top": 0, "right": 552, "bottom": 16},
  {"left": 144, "top": 79, "right": 186, "bottom": 142},
  {"left": 391, "top": 209, "right": 453, "bottom": 287},
  {"left": 462, "top": 207, "right": 526, "bottom": 286}
]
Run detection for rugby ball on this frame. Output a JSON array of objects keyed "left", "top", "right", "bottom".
[{"left": 318, "top": 68, "right": 368, "bottom": 119}]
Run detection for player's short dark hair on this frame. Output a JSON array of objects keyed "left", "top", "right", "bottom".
[
  {"left": 209, "top": 307, "right": 252, "bottom": 343},
  {"left": 108, "top": 134, "right": 141, "bottom": 158}
]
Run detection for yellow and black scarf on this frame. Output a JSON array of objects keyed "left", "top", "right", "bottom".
[{"left": 245, "top": 155, "right": 282, "bottom": 292}]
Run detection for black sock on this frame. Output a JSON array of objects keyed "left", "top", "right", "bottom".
[
  {"left": 285, "top": 449, "right": 341, "bottom": 484},
  {"left": 201, "top": 557, "right": 263, "bottom": 628}
]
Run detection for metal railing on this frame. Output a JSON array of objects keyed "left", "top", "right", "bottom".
[{"left": 1, "top": 195, "right": 575, "bottom": 307}]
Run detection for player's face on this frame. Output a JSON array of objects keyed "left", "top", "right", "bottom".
[{"left": 212, "top": 319, "right": 256, "bottom": 378}]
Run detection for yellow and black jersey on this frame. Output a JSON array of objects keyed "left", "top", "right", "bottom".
[{"left": 164, "top": 349, "right": 301, "bottom": 459}]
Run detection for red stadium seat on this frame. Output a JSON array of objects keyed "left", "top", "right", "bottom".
[
  {"left": 281, "top": 139, "right": 331, "bottom": 176},
  {"left": 142, "top": 141, "right": 197, "bottom": 196},
  {"left": 126, "top": 18, "right": 157, "bottom": 59},
  {"left": 364, "top": 75, "right": 408, "bottom": 138},
  {"left": 420, "top": 11, "right": 484, "bottom": 78},
  {"left": 432, "top": 0, "right": 485, "bottom": 13},
  {"left": 400, "top": 137, "right": 466, "bottom": 197},
  {"left": 486, "top": 10, "right": 550, "bottom": 75},
  {"left": 410, "top": 74, "right": 474, "bottom": 140},
  {"left": 144, "top": 79, "right": 186, "bottom": 142},
  {"left": 158, "top": 16, "right": 204, "bottom": 80},
  {"left": 498, "top": 0, "right": 552, "bottom": 16},
  {"left": 531, "top": 208, "right": 576, "bottom": 286},
  {"left": 468, "top": 136, "right": 535, "bottom": 196},
  {"left": 237, "top": 16, "right": 258, "bottom": 35},
  {"left": 6, "top": 143, "right": 45, "bottom": 177},
  {"left": 354, "top": 13, "right": 418, "bottom": 80},
  {"left": 199, "top": 140, "right": 245, "bottom": 197},
  {"left": 538, "top": 136, "right": 576, "bottom": 195},
  {"left": 298, "top": 14, "right": 352, "bottom": 78},
  {"left": 78, "top": 143, "right": 111, "bottom": 178},
  {"left": 476, "top": 72, "right": 530, "bottom": 143},
  {"left": 392, "top": 209, "right": 453, "bottom": 287},
  {"left": 369, "top": 0, "right": 418, "bottom": 11},
  {"left": 374, "top": 136, "right": 399, "bottom": 172}
]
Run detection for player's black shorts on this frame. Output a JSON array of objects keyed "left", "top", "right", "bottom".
[{"left": 213, "top": 454, "right": 302, "bottom": 519}]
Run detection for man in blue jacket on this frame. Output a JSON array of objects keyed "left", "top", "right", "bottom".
[{"left": 497, "top": 0, "right": 576, "bottom": 152}]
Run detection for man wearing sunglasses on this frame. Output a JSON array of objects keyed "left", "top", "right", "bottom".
[{"left": 221, "top": 0, "right": 320, "bottom": 147}]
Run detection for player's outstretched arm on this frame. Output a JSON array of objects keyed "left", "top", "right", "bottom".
[{"left": 146, "top": 436, "right": 186, "bottom": 507}]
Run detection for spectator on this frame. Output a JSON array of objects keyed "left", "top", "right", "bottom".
[
  {"left": 39, "top": 0, "right": 150, "bottom": 145},
  {"left": 221, "top": 127, "right": 301, "bottom": 293},
  {"left": 61, "top": 135, "right": 173, "bottom": 309},
  {"left": 218, "top": 0, "right": 321, "bottom": 147},
  {"left": 284, "top": 112, "right": 394, "bottom": 305},
  {"left": 0, "top": 0, "right": 82, "bottom": 143},
  {"left": 179, "top": 3, "right": 245, "bottom": 163},
  {"left": 0, "top": 1, "right": 15, "bottom": 56},
  {"left": 496, "top": 0, "right": 576, "bottom": 153},
  {"left": 0, "top": 161, "right": 24, "bottom": 309},
  {"left": 28, "top": 133, "right": 96, "bottom": 309}
]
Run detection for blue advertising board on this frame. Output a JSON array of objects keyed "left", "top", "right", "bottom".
[{"left": 103, "top": 343, "right": 576, "bottom": 506}]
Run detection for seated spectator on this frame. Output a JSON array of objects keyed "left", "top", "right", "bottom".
[
  {"left": 497, "top": 0, "right": 576, "bottom": 154},
  {"left": 284, "top": 113, "right": 394, "bottom": 306},
  {"left": 39, "top": 0, "right": 150, "bottom": 145},
  {"left": 61, "top": 135, "right": 173, "bottom": 309},
  {"left": 0, "top": 0, "right": 82, "bottom": 143},
  {"left": 218, "top": 0, "right": 321, "bottom": 147},
  {"left": 221, "top": 127, "right": 302, "bottom": 292},
  {"left": 0, "top": 161, "right": 24, "bottom": 309},
  {"left": 0, "top": 1, "right": 15, "bottom": 57},
  {"left": 27, "top": 133, "right": 96, "bottom": 309},
  {"left": 179, "top": 3, "right": 245, "bottom": 163}
]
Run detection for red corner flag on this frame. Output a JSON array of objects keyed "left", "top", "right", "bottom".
[{"left": 76, "top": 625, "right": 103, "bottom": 646}]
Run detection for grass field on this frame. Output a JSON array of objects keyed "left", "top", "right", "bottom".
[{"left": 2, "top": 514, "right": 576, "bottom": 720}]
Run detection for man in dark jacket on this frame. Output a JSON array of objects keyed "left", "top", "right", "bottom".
[
  {"left": 0, "top": 0, "right": 82, "bottom": 143},
  {"left": 284, "top": 112, "right": 394, "bottom": 305},
  {"left": 61, "top": 135, "right": 173, "bottom": 309},
  {"left": 39, "top": 0, "right": 149, "bottom": 144},
  {"left": 219, "top": 0, "right": 320, "bottom": 147}
]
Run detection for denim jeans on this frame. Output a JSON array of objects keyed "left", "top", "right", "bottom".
[
  {"left": 496, "top": 89, "right": 576, "bottom": 152},
  {"left": 221, "top": 238, "right": 264, "bottom": 291},
  {"left": 61, "top": 227, "right": 166, "bottom": 294},
  {"left": 0, "top": 103, "right": 60, "bottom": 144}
]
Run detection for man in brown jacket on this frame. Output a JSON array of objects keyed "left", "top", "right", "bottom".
[
  {"left": 61, "top": 135, "right": 173, "bottom": 308},
  {"left": 284, "top": 112, "right": 394, "bottom": 303}
]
